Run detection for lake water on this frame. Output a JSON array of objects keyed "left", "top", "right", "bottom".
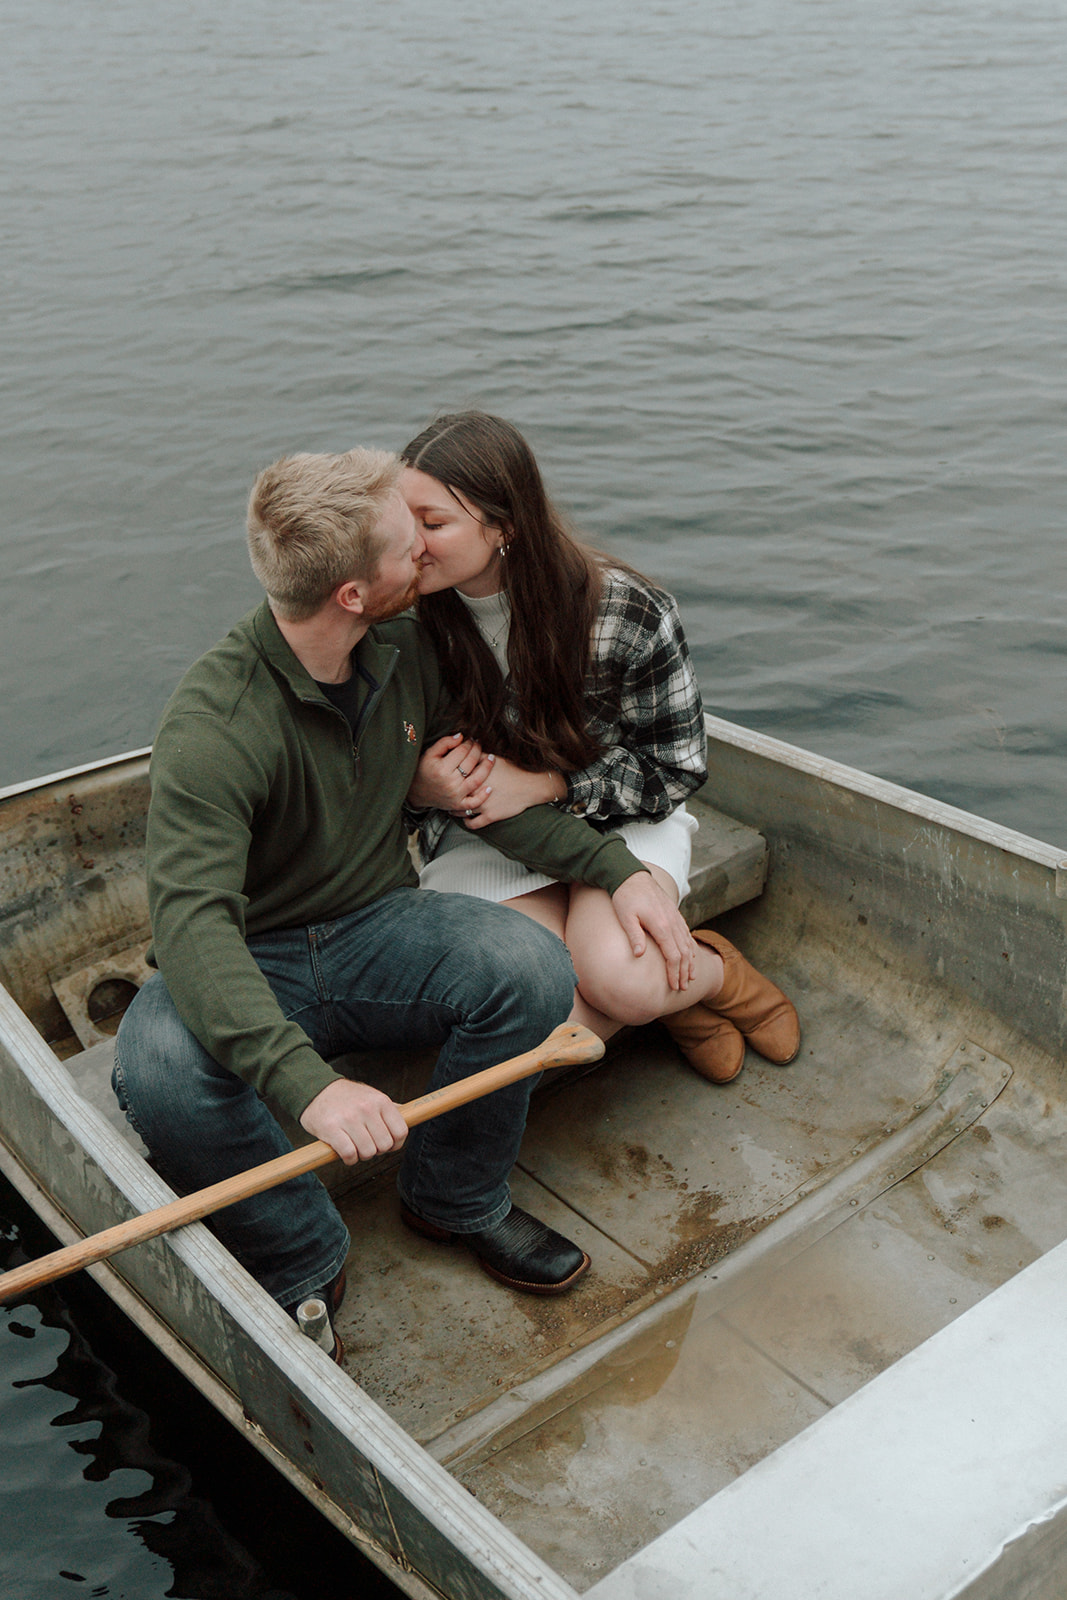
[{"left": 2, "top": 0, "right": 1065, "bottom": 1593}]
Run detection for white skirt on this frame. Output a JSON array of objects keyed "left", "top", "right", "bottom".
[{"left": 418, "top": 804, "right": 698, "bottom": 904}]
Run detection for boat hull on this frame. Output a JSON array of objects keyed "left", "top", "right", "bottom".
[{"left": 1, "top": 717, "right": 1065, "bottom": 1598}]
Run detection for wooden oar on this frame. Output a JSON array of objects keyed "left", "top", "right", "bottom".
[{"left": 0, "top": 1022, "right": 603, "bottom": 1302}]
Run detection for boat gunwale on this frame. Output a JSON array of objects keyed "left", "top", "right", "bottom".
[
  {"left": 0, "top": 746, "right": 152, "bottom": 805},
  {"left": 704, "top": 712, "right": 1067, "bottom": 871}
]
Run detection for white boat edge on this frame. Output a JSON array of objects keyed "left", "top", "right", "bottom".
[{"left": 586, "top": 1232, "right": 1067, "bottom": 1600}]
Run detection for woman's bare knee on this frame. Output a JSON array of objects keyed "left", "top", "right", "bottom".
[
  {"left": 566, "top": 877, "right": 679, "bottom": 1026},
  {"left": 574, "top": 950, "right": 675, "bottom": 1027}
]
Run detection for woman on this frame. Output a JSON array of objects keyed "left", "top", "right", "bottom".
[{"left": 402, "top": 411, "right": 798, "bottom": 1083}]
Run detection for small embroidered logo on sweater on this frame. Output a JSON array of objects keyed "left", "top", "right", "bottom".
[{"left": 403, "top": 721, "right": 417, "bottom": 743}]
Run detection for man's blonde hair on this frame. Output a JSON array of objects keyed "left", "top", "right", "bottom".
[{"left": 246, "top": 448, "right": 402, "bottom": 621}]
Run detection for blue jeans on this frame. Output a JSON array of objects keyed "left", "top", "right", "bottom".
[{"left": 114, "top": 888, "right": 576, "bottom": 1308}]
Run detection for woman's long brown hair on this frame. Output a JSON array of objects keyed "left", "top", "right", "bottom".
[{"left": 401, "top": 411, "right": 604, "bottom": 772}]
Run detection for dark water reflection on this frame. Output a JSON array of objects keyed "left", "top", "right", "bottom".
[{"left": 0, "top": 1184, "right": 400, "bottom": 1599}]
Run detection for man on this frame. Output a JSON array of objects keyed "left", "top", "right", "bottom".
[{"left": 115, "top": 447, "right": 696, "bottom": 1337}]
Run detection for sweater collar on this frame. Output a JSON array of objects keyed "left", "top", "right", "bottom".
[{"left": 248, "top": 599, "right": 399, "bottom": 701}]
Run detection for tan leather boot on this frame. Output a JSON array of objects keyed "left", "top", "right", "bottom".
[
  {"left": 662, "top": 1005, "right": 746, "bottom": 1083},
  {"left": 694, "top": 929, "right": 800, "bottom": 1064}
]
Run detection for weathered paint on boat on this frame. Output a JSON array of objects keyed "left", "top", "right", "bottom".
[{"left": 1, "top": 715, "right": 1065, "bottom": 1599}]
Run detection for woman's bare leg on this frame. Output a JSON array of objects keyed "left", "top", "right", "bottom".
[
  {"left": 562, "top": 865, "right": 724, "bottom": 1028},
  {"left": 501, "top": 885, "right": 623, "bottom": 1041},
  {"left": 502, "top": 872, "right": 794, "bottom": 1082},
  {"left": 501, "top": 883, "right": 569, "bottom": 937},
  {"left": 502, "top": 868, "right": 726, "bottom": 1036}
]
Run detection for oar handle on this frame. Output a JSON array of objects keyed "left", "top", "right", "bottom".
[{"left": 0, "top": 1022, "right": 603, "bottom": 1302}]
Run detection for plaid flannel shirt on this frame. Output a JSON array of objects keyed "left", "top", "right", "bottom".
[
  {"left": 416, "top": 567, "right": 707, "bottom": 858},
  {"left": 561, "top": 567, "right": 707, "bottom": 827}
]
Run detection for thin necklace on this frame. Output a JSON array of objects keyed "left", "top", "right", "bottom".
[
  {"left": 483, "top": 610, "right": 509, "bottom": 650},
  {"left": 462, "top": 588, "right": 510, "bottom": 650}
]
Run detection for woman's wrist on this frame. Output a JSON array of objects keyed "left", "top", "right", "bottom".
[{"left": 546, "top": 769, "right": 568, "bottom": 804}]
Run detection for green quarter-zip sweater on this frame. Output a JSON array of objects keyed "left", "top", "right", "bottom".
[{"left": 146, "top": 600, "right": 644, "bottom": 1122}]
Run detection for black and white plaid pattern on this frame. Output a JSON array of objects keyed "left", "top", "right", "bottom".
[
  {"left": 415, "top": 567, "right": 707, "bottom": 858},
  {"left": 562, "top": 567, "right": 707, "bottom": 827}
]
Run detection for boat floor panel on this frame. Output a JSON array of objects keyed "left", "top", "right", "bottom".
[
  {"left": 336, "top": 1167, "right": 646, "bottom": 1441},
  {"left": 333, "top": 948, "right": 1006, "bottom": 1446},
  {"left": 514, "top": 957, "right": 950, "bottom": 1268},
  {"left": 462, "top": 1309, "right": 831, "bottom": 1591},
  {"left": 722, "top": 1071, "right": 1067, "bottom": 1409},
  {"left": 449, "top": 1050, "right": 1067, "bottom": 1591}
]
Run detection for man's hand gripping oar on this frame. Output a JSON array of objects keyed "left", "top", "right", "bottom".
[{"left": 0, "top": 1023, "right": 604, "bottom": 1302}]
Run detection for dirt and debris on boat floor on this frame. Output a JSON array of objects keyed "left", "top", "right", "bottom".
[
  {"left": 332, "top": 939, "right": 961, "bottom": 1443},
  {"left": 332, "top": 928, "right": 1067, "bottom": 1591}
]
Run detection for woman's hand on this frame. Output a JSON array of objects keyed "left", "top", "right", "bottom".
[
  {"left": 407, "top": 732, "right": 493, "bottom": 811},
  {"left": 460, "top": 755, "right": 564, "bottom": 828}
]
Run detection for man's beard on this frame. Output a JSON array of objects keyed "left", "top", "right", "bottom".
[{"left": 363, "top": 574, "right": 420, "bottom": 623}]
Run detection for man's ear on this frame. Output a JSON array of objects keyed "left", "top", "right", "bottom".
[{"left": 333, "top": 578, "right": 366, "bottom": 618}]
